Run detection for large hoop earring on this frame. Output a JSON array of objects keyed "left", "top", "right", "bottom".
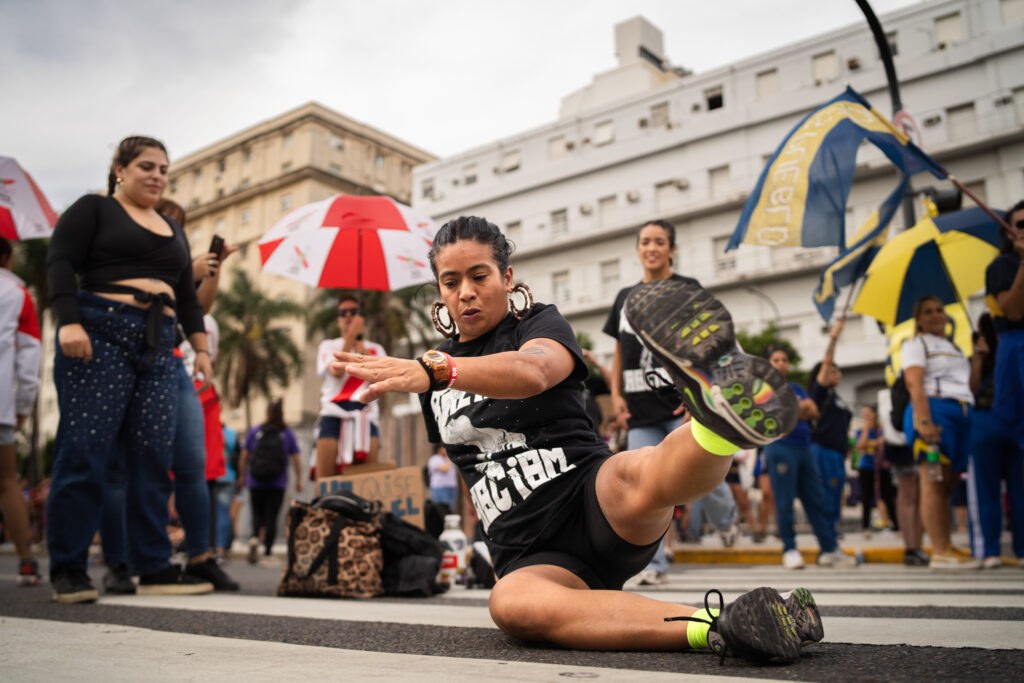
[
  {"left": 508, "top": 282, "right": 534, "bottom": 317},
  {"left": 431, "top": 301, "right": 457, "bottom": 338}
]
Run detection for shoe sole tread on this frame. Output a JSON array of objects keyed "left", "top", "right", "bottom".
[{"left": 718, "top": 586, "right": 801, "bottom": 663}]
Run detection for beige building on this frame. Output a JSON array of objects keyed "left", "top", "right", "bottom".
[{"left": 37, "top": 102, "right": 435, "bottom": 460}]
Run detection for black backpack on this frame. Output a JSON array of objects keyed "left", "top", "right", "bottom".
[
  {"left": 250, "top": 427, "right": 286, "bottom": 483},
  {"left": 889, "top": 373, "right": 910, "bottom": 433}
]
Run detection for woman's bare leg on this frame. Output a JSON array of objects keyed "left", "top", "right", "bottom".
[
  {"left": 0, "top": 444, "right": 33, "bottom": 561},
  {"left": 918, "top": 463, "right": 953, "bottom": 554},
  {"left": 489, "top": 564, "right": 696, "bottom": 650},
  {"left": 896, "top": 471, "right": 923, "bottom": 550},
  {"left": 595, "top": 422, "right": 733, "bottom": 546},
  {"left": 315, "top": 438, "right": 338, "bottom": 479}
]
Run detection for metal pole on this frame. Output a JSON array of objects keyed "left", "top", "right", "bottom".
[
  {"left": 742, "top": 285, "right": 782, "bottom": 330},
  {"left": 855, "top": 0, "right": 916, "bottom": 230}
]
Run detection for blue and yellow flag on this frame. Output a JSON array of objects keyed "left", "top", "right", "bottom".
[
  {"left": 728, "top": 87, "right": 946, "bottom": 251},
  {"left": 812, "top": 178, "right": 908, "bottom": 321}
]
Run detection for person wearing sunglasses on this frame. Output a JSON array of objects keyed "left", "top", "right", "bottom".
[{"left": 314, "top": 294, "right": 385, "bottom": 479}]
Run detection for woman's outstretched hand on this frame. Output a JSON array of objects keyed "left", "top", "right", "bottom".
[{"left": 332, "top": 351, "right": 431, "bottom": 402}]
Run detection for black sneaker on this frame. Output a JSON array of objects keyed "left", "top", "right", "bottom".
[
  {"left": 185, "top": 557, "right": 240, "bottom": 591},
  {"left": 103, "top": 562, "right": 137, "bottom": 594},
  {"left": 137, "top": 564, "right": 214, "bottom": 595},
  {"left": 904, "top": 549, "right": 930, "bottom": 566},
  {"left": 783, "top": 587, "right": 824, "bottom": 647},
  {"left": 667, "top": 587, "right": 801, "bottom": 664},
  {"left": 625, "top": 279, "right": 798, "bottom": 448},
  {"left": 51, "top": 567, "right": 99, "bottom": 604}
]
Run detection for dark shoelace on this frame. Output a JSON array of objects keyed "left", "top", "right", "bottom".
[
  {"left": 643, "top": 369, "right": 682, "bottom": 399},
  {"left": 665, "top": 588, "right": 728, "bottom": 665}
]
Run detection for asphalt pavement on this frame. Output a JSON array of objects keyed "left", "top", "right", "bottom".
[{"left": 2, "top": 545, "right": 1023, "bottom": 682}]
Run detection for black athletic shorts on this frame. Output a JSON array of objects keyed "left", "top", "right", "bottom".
[
  {"left": 725, "top": 461, "right": 741, "bottom": 484},
  {"left": 498, "top": 460, "right": 662, "bottom": 590}
]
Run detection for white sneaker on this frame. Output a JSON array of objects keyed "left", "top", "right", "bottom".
[
  {"left": 782, "top": 549, "right": 805, "bottom": 569},
  {"left": 818, "top": 550, "right": 857, "bottom": 567},
  {"left": 247, "top": 538, "right": 260, "bottom": 565},
  {"left": 720, "top": 524, "right": 739, "bottom": 548},
  {"left": 929, "top": 553, "right": 982, "bottom": 571},
  {"left": 982, "top": 556, "right": 1003, "bottom": 569},
  {"left": 637, "top": 569, "right": 667, "bottom": 585}
]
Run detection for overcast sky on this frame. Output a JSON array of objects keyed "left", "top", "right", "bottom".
[{"left": 2, "top": 0, "right": 921, "bottom": 209}]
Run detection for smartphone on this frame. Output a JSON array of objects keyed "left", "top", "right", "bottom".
[{"left": 208, "top": 234, "right": 225, "bottom": 259}]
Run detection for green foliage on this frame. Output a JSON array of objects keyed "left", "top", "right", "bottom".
[
  {"left": 736, "top": 323, "right": 810, "bottom": 388},
  {"left": 307, "top": 284, "right": 442, "bottom": 358},
  {"left": 213, "top": 269, "right": 306, "bottom": 429}
]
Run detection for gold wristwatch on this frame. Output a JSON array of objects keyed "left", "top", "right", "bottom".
[{"left": 417, "top": 349, "right": 451, "bottom": 391}]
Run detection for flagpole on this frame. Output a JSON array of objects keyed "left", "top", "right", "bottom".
[{"left": 944, "top": 173, "right": 1019, "bottom": 237}]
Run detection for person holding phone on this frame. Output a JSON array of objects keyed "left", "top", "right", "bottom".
[{"left": 314, "top": 294, "right": 386, "bottom": 479}]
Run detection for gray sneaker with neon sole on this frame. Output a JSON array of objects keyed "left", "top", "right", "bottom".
[{"left": 625, "top": 278, "right": 798, "bottom": 449}]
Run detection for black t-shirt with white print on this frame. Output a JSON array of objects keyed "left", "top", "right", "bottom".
[
  {"left": 419, "top": 303, "right": 610, "bottom": 560},
  {"left": 602, "top": 274, "right": 700, "bottom": 429}
]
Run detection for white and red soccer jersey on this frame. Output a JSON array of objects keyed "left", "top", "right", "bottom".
[
  {"left": 316, "top": 337, "right": 386, "bottom": 421},
  {"left": 0, "top": 269, "right": 41, "bottom": 426}
]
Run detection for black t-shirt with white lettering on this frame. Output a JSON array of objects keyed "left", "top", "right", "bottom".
[
  {"left": 419, "top": 304, "right": 610, "bottom": 562},
  {"left": 602, "top": 274, "right": 699, "bottom": 429}
]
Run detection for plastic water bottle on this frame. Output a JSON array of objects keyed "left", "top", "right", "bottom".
[
  {"left": 438, "top": 514, "right": 469, "bottom": 587},
  {"left": 926, "top": 444, "right": 943, "bottom": 483}
]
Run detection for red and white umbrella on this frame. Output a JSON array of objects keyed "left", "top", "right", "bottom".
[
  {"left": 0, "top": 156, "right": 57, "bottom": 241},
  {"left": 258, "top": 194, "right": 438, "bottom": 290}
]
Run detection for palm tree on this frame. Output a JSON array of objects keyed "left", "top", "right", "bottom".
[
  {"left": 306, "top": 284, "right": 437, "bottom": 358},
  {"left": 214, "top": 269, "right": 306, "bottom": 430}
]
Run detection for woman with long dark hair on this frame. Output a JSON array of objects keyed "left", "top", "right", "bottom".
[
  {"left": 46, "top": 136, "right": 213, "bottom": 602},
  {"left": 330, "top": 215, "right": 826, "bottom": 664}
]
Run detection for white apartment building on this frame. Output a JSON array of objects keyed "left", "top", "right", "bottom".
[{"left": 412, "top": 0, "right": 1024, "bottom": 407}]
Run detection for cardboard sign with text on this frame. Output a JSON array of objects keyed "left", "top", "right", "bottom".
[{"left": 317, "top": 465, "right": 425, "bottom": 529}]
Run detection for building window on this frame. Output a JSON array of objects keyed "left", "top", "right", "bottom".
[
  {"left": 215, "top": 218, "right": 225, "bottom": 234},
  {"left": 191, "top": 228, "right": 201, "bottom": 243},
  {"left": 193, "top": 168, "right": 202, "bottom": 181},
  {"left": 935, "top": 12, "right": 964, "bottom": 49},
  {"left": 947, "top": 103, "right": 977, "bottom": 140},
  {"left": 501, "top": 150, "right": 521, "bottom": 173},
  {"left": 650, "top": 102, "right": 669, "bottom": 127},
  {"left": 241, "top": 208, "right": 251, "bottom": 225},
  {"left": 282, "top": 132, "right": 294, "bottom": 147},
  {"left": 373, "top": 153, "right": 385, "bottom": 169},
  {"left": 600, "top": 259, "right": 620, "bottom": 299},
  {"left": 242, "top": 148, "right": 252, "bottom": 163},
  {"left": 421, "top": 178, "right": 435, "bottom": 199},
  {"left": 713, "top": 235, "right": 736, "bottom": 274},
  {"left": 329, "top": 163, "right": 341, "bottom": 175},
  {"left": 240, "top": 177, "right": 250, "bottom": 189},
  {"left": 217, "top": 159, "right": 226, "bottom": 174},
  {"left": 705, "top": 86, "right": 724, "bottom": 111},
  {"left": 169, "top": 179, "right": 177, "bottom": 194},
  {"left": 551, "top": 209, "right": 568, "bottom": 235},
  {"left": 812, "top": 51, "right": 839, "bottom": 84},
  {"left": 885, "top": 31, "right": 899, "bottom": 57},
  {"left": 594, "top": 120, "right": 615, "bottom": 146},
  {"left": 330, "top": 134, "right": 344, "bottom": 150},
  {"left": 548, "top": 136, "right": 567, "bottom": 160},
  {"left": 238, "top": 242, "right": 249, "bottom": 259},
  {"left": 655, "top": 180, "right": 685, "bottom": 212},
  {"left": 1002, "top": 0, "right": 1024, "bottom": 23},
  {"left": 280, "top": 194, "right": 292, "bottom": 211},
  {"left": 963, "top": 180, "right": 987, "bottom": 206},
  {"left": 598, "top": 195, "right": 617, "bottom": 226},
  {"left": 505, "top": 220, "right": 521, "bottom": 236},
  {"left": 552, "top": 270, "right": 570, "bottom": 305},
  {"left": 756, "top": 69, "right": 780, "bottom": 97},
  {"left": 709, "top": 165, "right": 730, "bottom": 198},
  {"left": 281, "top": 161, "right": 293, "bottom": 173},
  {"left": 462, "top": 164, "right": 477, "bottom": 186},
  {"left": 1015, "top": 87, "right": 1024, "bottom": 126}
]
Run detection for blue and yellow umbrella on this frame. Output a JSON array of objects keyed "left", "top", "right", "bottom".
[{"left": 852, "top": 207, "right": 1005, "bottom": 327}]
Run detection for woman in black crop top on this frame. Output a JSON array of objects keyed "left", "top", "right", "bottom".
[{"left": 45, "top": 136, "right": 213, "bottom": 602}]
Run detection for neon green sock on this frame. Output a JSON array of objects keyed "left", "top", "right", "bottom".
[
  {"left": 685, "top": 607, "right": 720, "bottom": 649},
  {"left": 691, "top": 419, "right": 739, "bottom": 456}
]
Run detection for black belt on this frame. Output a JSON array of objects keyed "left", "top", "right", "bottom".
[{"left": 89, "top": 285, "right": 176, "bottom": 361}]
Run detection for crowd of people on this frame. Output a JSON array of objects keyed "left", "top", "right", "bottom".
[{"left": 1, "top": 132, "right": 1022, "bottom": 663}]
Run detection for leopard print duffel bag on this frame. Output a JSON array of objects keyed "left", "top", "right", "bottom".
[{"left": 276, "top": 497, "right": 384, "bottom": 599}]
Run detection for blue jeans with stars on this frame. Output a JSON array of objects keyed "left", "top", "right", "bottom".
[{"left": 47, "top": 292, "right": 179, "bottom": 579}]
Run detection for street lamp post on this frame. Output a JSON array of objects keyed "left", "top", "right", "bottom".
[{"left": 855, "top": 0, "right": 917, "bottom": 230}]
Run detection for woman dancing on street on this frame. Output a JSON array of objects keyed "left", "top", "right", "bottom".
[{"left": 333, "top": 216, "right": 822, "bottom": 664}]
